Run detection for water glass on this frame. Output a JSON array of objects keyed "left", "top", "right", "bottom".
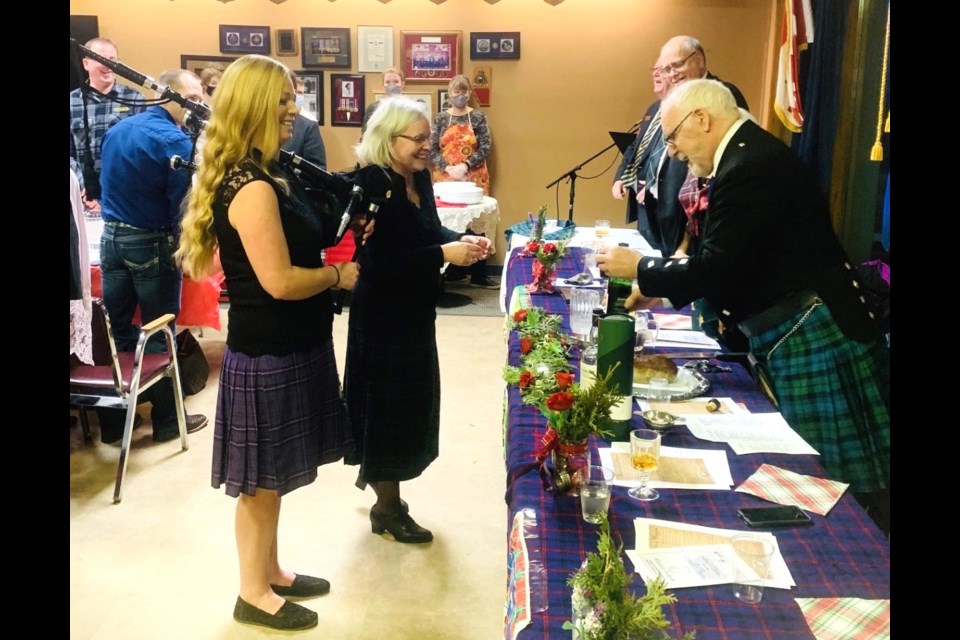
[
  {"left": 730, "top": 534, "right": 776, "bottom": 603},
  {"left": 648, "top": 377, "right": 671, "bottom": 404},
  {"left": 580, "top": 465, "right": 614, "bottom": 523},
  {"left": 569, "top": 289, "right": 600, "bottom": 340},
  {"left": 634, "top": 311, "right": 660, "bottom": 353},
  {"left": 594, "top": 219, "right": 610, "bottom": 237}
]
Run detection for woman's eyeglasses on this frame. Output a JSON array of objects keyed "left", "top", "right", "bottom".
[{"left": 395, "top": 134, "right": 431, "bottom": 144}]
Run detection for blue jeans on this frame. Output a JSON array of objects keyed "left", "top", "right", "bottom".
[{"left": 97, "top": 222, "right": 183, "bottom": 437}]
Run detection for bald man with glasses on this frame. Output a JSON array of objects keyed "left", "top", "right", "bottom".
[
  {"left": 636, "top": 35, "right": 748, "bottom": 258},
  {"left": 596, "top": 80, "right": 890, "bottom": 529}
]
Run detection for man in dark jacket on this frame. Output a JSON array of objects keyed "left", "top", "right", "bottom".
[{"left": 596, "top": 79, "right": 890, "bottom": 518}]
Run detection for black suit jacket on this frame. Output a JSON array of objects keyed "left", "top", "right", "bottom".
[
  {"left": 642, "top": 73, "right": 750, "bottom": 256},
  {"left": 281, "top": 114, "right": 327, "bottom": 169},
  {"left": 614, "top": 100, "right": 661, "bottom": 246},
  {"left": 635, "top": 120, "right": 879, "bottom": 343}
]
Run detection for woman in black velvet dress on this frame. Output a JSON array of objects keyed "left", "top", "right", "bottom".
[{"left": 345, "top": 97, "right": 493, "bottom": 543}]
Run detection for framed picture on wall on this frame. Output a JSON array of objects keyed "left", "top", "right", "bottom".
[
  {"left": 401, "top": 31, "right": 461, "bottom": 83},
  {"left": 219, "top": 25, "right": 271, "bottom": 55},
  {"left": 357, "top": 25, "right": 394, "bottom": 73},
  {"left": 437, "top": 89, "right": 450, "bottom": 113},
  {"left": 302, "top": 27, "right": 351, "bottom": 68},
  {"left": 180, "top": 54, "right": 236, "bottom": 77},
  {"left": 276, "top": 28, "right": 298, "bottom": 57},
  {"left": 296, "top": 71, "right": 324, "bottom": 125},
  {"left": 331, "top": 74, "right": 364, "bottom": 127},
  {"left": 373, "top": 91, "right": 433, "bottom": 116},
  {"left": 470, "top": 32, "right": 521, "bottom": 60}
]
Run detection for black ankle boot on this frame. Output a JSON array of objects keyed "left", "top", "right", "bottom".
[{"left": 370, "top": 507, "right": 433, "bottom": 543}]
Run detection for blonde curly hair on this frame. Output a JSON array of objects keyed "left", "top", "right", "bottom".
[{"left": 175, "top": 54, "right": 294, "bottom": 278}]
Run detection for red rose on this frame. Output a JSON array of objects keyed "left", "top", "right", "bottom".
[
  {"left": 543, "top": 242, "right": 557, "bottom": 254},
  {"left": 513, "top": 309, "right": 528, "bottom": 323},
  {"left": 555, "top": 372, "right": 575, "bottom": 389},
  {"left": 546, "top": 391, "right": 574, "bottom": 412},
  {"left": 520, "top": 337, "right": 533, "bottom": 355},
  {"left": 518, "top": 370, "right": 535, "bottom": 389},
  {"left": 525, "top": 241, "right": 540, "bottom": 254}
]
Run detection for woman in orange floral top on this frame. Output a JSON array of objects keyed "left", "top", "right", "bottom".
[{"left": 430, "top": 74, "right": 496, "bottom": 287}]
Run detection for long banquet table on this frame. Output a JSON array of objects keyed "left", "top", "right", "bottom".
[{"left": 501, "top": 246, "right": 890, "bottom": 639}]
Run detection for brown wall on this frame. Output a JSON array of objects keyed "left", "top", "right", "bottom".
[{"left": 70, "top": 0, "right": 777, "bottom": 264}]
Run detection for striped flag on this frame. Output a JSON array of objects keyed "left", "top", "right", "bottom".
[{"left": 774, "top": 0, "right": 815, "bottom": 132}]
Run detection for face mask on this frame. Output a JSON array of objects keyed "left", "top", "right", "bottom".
[
  {"left": 451, "top": 94, "right": 469, "bottom": 109},
  {"left": 205, "top": 85, "right": 215, "bottom": 97},
  {"left": 295, "top": 94, "right": 305, "bottom": 108},
  {"left": 384, "top": 84, "right": 403, "bottom": 97}
]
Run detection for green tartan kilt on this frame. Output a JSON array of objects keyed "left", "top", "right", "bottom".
[{"left": 749, "top": 303, "right": 890, "bottom": 494}]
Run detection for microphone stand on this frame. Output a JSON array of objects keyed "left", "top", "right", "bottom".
[
  {"left": 544, "top": 120, "right": 643, "bottom": 223},
  {"left": 70, "top": 38, "right": 211, "bottom": 121}
]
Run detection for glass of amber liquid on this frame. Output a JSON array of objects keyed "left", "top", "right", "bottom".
[{"left": 628, "top": 428, "right": 661, "bottom": 501}]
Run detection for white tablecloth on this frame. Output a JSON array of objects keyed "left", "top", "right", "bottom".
[{"left": 437, "top": 196, "right": 499, "bottom": 237}]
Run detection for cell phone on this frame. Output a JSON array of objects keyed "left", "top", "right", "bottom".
[{"left": 737, "top": 505, "right": 813, "bottom": 528}]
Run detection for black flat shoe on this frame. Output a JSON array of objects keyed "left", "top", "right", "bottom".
[
  {"left": 370, "top": 508, "right": 433, "bottom": 543},
  {"left": 233, "top": 596, "right": 318, "bottom": 631},
  {"left": 271, "top": 574, "right": 330, "bottom": 598}
]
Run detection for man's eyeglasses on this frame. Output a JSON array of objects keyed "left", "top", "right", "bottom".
[
  {"left": 664, "top": 111, "right": 694, "bottom": 147},
  {"left": 661, "top": 51, "right": 697, "bottom": 75},
  {"left": 395, "top": 133, "right": 431, "bottom": 144}
]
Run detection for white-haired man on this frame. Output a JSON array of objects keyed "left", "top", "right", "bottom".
[{"left": 596, "top": 79, "right": 890, "bottom": 529}]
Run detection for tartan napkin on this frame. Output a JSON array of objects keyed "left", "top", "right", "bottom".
[
  {"left": 795, "top": 598, "right": 890, "bottom": 640},
  {"left": 652, "top": 313, "right": 692, "bottom": 330},
  {"left": 735, "top": 464, "right": 848, "bottom": 516}
]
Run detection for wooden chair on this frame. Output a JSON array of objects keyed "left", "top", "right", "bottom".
[{"left": 69, "top": 298, "right": 189, "bottom": 504}]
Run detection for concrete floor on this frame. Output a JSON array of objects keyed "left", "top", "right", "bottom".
[{"left": 70, "top": 310, "right": 509, "bottom": 640}]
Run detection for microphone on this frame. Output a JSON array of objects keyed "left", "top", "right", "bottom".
[
  {"left": 334, "top": 185, "right": 365, "bottom": 245},
  {"left": 170, "top": 155, "right": 197, "bottom": 172},
  {"left": 184, "top": 111, "right": 208, "bottom": 135},
  {"left": 278, "top": 149, "right": 355, "bottom": 202},
  {"left": 71, "top": 38, "right": 211, "bottom": 121},
  {"left": 333, "top": 200, "right": 381, "bottom": 315}
]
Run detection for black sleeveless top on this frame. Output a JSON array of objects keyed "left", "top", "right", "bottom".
[{"left": 213, "top": 157, "right": 338, "bottom": 356}]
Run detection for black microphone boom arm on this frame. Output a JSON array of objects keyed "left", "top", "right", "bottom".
[{"left": 70, "top": 38, "right": 211, "bottom": 121}]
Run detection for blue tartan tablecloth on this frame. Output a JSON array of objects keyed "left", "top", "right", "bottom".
[{"left": 502, "top": 248, "right": 890, "bottom": 640}]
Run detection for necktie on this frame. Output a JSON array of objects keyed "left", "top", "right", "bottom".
[
  {"left": 678, "top": 170, "right": 711, "bottom": 237},
  {"left": 619, "top": 107, "right": 661, "bottom": 190}
]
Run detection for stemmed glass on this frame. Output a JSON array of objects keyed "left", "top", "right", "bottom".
[{"left": 628, "top": 428, "right": 661, "bottom": 501}]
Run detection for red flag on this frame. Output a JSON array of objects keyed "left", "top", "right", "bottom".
[{"left": 774, "top": 0, "right": 814, "bottom": 133}]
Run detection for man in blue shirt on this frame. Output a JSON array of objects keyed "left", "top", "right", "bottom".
[{"left": 97, "top": 68, "right": 208, "bottom": 443}]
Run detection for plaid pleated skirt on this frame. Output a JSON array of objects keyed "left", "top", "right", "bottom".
[
  {"left": 343, "top": 322, "right": 440, "bottom": 484},
  {"left": 750, "top": 304, "right": 890, "bottom": 494},
  {"left": 212, "top": 338, "right": 352, "bottom": 498}
]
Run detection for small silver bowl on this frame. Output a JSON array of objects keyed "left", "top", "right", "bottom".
[{"left": 640, "top": 410, "right": 683, "bottom": 431}]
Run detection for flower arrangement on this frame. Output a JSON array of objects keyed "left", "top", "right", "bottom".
[
  {"left": 504, "top": 303, "right": 623, "bottom": 494},
  {"left": 525, "top": 239, "right": 567, "bottom": 294},
  {"left": 508, "top": 307, "right": 565, "bottom": 344},
  {"left": 565, "top": 513, "right": 695, "bottom": 640},
  {"left": 528, "top": 204, "right": 549, "bottom": 243},
  {"left": 504, "top": 305, "right": 623, "bottom": 447},
  {"left": 538, "top": 364, "right": 621, "bottom": 445}
]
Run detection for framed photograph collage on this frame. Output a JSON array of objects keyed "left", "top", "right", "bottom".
[{"left": 202, "top": 26, "right": 522, "bottom": 125}]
